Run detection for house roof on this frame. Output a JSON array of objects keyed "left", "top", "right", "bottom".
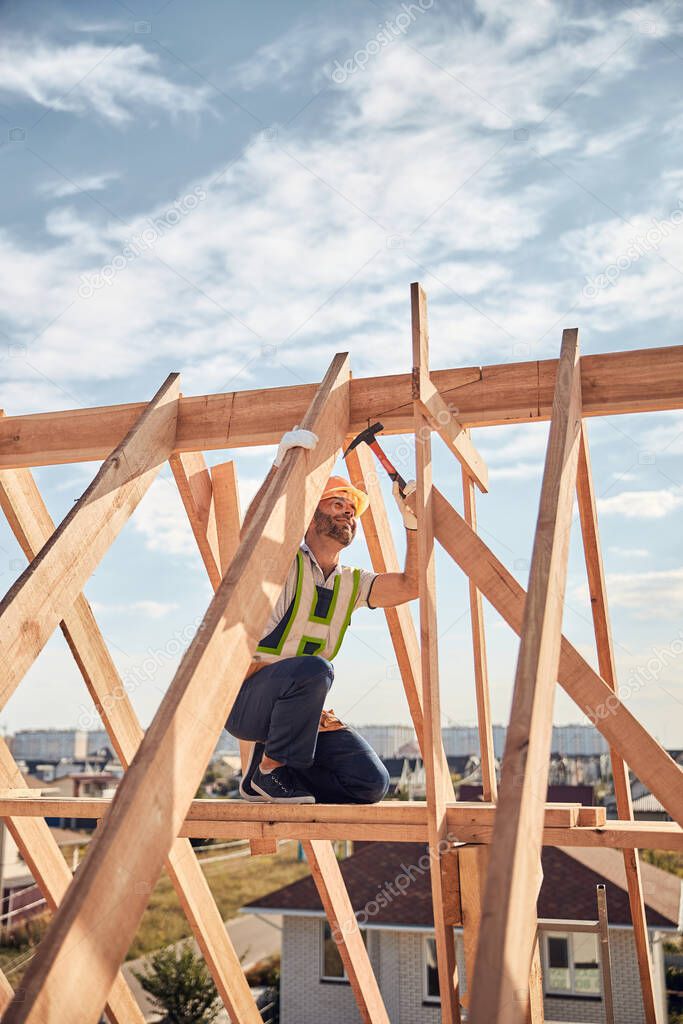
[
  {"left": 245, "top": 842, "right": 681, "bottom": 931},
  {"left": 457, "top": 784, "right": 595, "bottom": 806}
]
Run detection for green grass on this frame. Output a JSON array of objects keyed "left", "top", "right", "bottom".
[
  {"left": 126, "top": 842, "right": 310, "bottom": 961},
  {"left": 640, "top": 849, "right": 683, "bottom": 877}
]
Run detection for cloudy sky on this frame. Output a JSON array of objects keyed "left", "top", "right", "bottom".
[{"left": 0, "top": 0, "right": 681, "bottom": 750}]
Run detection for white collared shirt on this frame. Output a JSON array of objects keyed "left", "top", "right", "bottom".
[{"left": 260, "top": 543, "right": 377, "bottom": 640}]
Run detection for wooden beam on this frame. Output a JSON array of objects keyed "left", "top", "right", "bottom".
[
  {"left": 2, "top": 354, "right": 350, "bottom": 1024},
  {"left": 303, "top": 841, "right": 390, "bottom": 1024},
  {"left": 527, "top": 936, "right": 545, "bottom": 1024},
  {"left": 0, "top": 796, "right": 679, "bottom": 847},
  {"left": 416, "top": 375, "right": 488, "bottom": 491},
  {"left": 0, "top": 741, "right": 145, "bottom": 1024},
  {"left": 461, "top": 462, "right": 497, "bottom": 802},
  {"left": 346, "top": 441, "right": 455, "bottom": 801},
  {"left": 169, "top": 450, "right": 222, "bottom": 589},
  {"left": 576, "top": 422, "right": 659, "bottom": 1024},
  {"left": 597, "top": 884, "right": 616, "bottom": 1024},
  {"left": 412, "top": 282, "right": 461, "bottom": 1023},
  {"left": 211, "top": 460, "right": 242, "bottom": 577},
  {"left": 469, "top": 328, "right": 583, "bottom": 1024},
  {"left": 0, "top": 463, "right": 263, "bottom": 1023},
  {"left": 1, "top": 346, "right": 682, "bottom": 467},
  {"left": 429, "top": 489, "right": 683, "bottom": 826},
  {"left": 0, "top": 374, "right": 180, "bottom": 709},
  {"left": 459, "top": 844, "right": 489, "bottom": 1010}
]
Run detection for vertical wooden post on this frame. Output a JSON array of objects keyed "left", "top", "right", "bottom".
[
  {"left": 412, "top": 282, "right": 461, "bottom": 1023},
  {"left": 576, "top": 423, "right": 659, "bottom": 1024},
  {"left": 597, "top": 884, "right": 616, "bottom": 1024},
  {"left": 461, "top": 462, "right": 497, "bottom": 803},
  {"left": 468, "top": 329, "right": 582, "bottom": 1024},
  {"left": 346, "top": 442, "right": 455, "bottom": 802},
  {"left": 459, "top": 844, "right": 489, "bottom": 1010}
]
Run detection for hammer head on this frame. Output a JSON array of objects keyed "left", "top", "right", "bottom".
[{"left": 343, "top": 422, "right": 384, "bottom": 459}]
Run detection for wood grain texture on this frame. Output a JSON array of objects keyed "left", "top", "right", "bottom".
[
  {"left": 469, "top": 329, "right": 583, "bottom": 1024},
  {"left": 1, "top": 346, "right": 682, "bottom": 467},
  {"left": 2, "top": 354, "right": 350, "bottom": 1024}
]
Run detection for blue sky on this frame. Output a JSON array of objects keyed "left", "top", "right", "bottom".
[{"left": 0, "top": 0, "right": 681, "bottom": 749}]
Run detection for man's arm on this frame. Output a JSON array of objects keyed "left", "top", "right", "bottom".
[{"left": 368, "top": 527, "right": 418, "bottom": 607}]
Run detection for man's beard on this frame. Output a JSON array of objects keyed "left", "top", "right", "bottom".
[{"left": 313, "top": 509, "right": 356, "bottom": 546}]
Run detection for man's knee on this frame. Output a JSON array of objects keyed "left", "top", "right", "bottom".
[
  {"left": 292, "top": 655, "right": 334, "bottom": 694},
  {"left": 354, "top": 760, "right": 390, "bottom": 804}
]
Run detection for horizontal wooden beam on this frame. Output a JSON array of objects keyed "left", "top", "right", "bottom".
[
  {"left": 2, "top": 797, "right": 679, "bottom": 848},
  {"left": 0, "top": 346, "right": 681, "bottom": 467}
]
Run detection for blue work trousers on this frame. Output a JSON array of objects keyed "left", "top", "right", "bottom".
[{"left": 226, "top": 655, "right": 389, "bottom": 804}]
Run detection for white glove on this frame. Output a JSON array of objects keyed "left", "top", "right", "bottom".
[
  {"left": 393, "top": 479, "right": 417, "bottom": 530},
  {"left": 274, "top": 426, "right": 318, "bottom": 467}
]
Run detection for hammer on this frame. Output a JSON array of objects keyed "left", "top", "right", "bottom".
[{"left": 343, "top": 422, "right": 408, "bottom": 497}]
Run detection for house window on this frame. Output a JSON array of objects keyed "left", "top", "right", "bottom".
[
  {"left": 423, "top": 937, "right": 440, "bottom": 1003},
  {"left": 320, "top": 921, "right": 367, "bottom": 982},
  {"left": 544, "top": 932, "right": 600, "bottom": 997}
]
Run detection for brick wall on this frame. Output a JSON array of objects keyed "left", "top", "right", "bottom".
[{"left": 278, "top": 917, "right": 667, "bottom": 1024}]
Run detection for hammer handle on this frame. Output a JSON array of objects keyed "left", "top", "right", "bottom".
[{"left": 368, "top": 441, "right": 408, "bottom": 496}]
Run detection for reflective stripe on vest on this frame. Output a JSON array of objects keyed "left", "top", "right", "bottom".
[{"left": 256, "top": 550, "right": 360, "bottom": 662}]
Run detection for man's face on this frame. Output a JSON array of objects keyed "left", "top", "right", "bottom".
[{"left": 312, "top": 495, "right": 357, "bottom": 547}]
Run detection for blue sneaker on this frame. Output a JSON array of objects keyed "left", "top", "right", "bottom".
[
  {"left": 239, "top": 742, "right": 266, "bottom": 802},
  {"left": 252, "top": 765, "right": 315, "bottom": 804}
]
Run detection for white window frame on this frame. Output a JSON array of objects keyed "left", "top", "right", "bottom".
[
  {"left": 422, "top": 935, "right": 440, "bottom": 1004},
  {"left": 542, "top": 931, "right": 601, "bottom": 998},
  {"left": 319, "top": 920, "right": 367, "bottom": 983}
]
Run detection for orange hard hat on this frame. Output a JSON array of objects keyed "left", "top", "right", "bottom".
[{"left": 320, "top": 475, "right": 370, "bottom": 516}]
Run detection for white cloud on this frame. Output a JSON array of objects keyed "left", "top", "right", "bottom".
[
  {"left": 39, "top": 172, "right": 119, "bottom": 199},
  {"left": 0, "top": 40, "right": 210, "bottom": 123},
  {"left": 90, "top": 599, "right": 179, "bottom": 619},
  {"left": 0, "top": 2, "right": 680, "bottom": 408},
  {"left": 132, "top": 477, "right": 196, "bottom": 557},
  {"left": 606, "top": 567, "right": 683, "bottom": 618},
  {"left": 597, "top": 488, "right": 683, "bottom": 518},
  {"left": 608, "top": 545, "right": 649, "bottom": 558}
]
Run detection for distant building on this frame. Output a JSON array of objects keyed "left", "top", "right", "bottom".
[
  {"left": 10, "top": 729, "right": 110, "bottom": 763},
  {"left": 353, "top": 725, "right": 416, "bottom": 759},
  {"left": 441, "top": 724, "right": 607, "bottom": 758}
]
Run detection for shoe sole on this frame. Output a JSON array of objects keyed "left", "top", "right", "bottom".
[
  {"left": 238, "top": 784, "right": 266, "bottom": 802},
  {"left": 251, "top": 780, "right": 315, "bottom": 804}
]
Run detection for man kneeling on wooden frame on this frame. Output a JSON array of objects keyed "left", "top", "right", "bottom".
[{"left": 227, "top": 427, "right": 418, "bottom": 805}]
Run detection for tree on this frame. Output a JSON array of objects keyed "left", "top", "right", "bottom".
[{"left": 133, "top": 943, "right": 221, "bottom": 1024}]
